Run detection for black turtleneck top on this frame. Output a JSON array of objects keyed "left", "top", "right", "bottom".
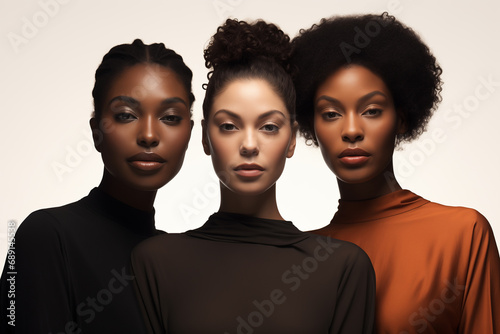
[
  {"left": 131, "top": 212, "right": 375, "bottom": 334},
  {"left": 0, "top": 188, "right": 162, "bottom": 333}
]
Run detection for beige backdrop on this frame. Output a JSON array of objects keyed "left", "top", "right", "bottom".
[{"left": 1, "top": 0, "right": 499, "bottom": 261}]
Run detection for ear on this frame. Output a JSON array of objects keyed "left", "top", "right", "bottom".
[
  {"left": 396, "top": 110, "right": 407, "bottom": 135},
  {"left": 287, "top": 121, "right": 299, "bottom": 158},
  {"left": 89, "top": 118, "right": 102, "bottom": 152},
  {"left": 201, "top": 119, "right": 211, "bottom": 156}
]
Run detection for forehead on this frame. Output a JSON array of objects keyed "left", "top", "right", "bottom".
[
  {"left": 211, "top": 78, "right": 289, "bottom": 118},
  {"left": 316, "top": 65, "right": 391, "bottom": 99},
  {"left": 106, "top": 63, "right": 188, "bottom": 101}
]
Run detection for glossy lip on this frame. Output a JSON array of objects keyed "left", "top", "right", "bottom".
[
  {"left": 338, "top": 148, "right": 371, "bottom": 167},
  {"left": 127, "top": 152, "right": 166, "bottom": 172},
  {"left": 338, "top": 148, "right": 370, "bottom": 158},
  {"left": 234, "top": 163, "right": 265, "bottom": 178}
]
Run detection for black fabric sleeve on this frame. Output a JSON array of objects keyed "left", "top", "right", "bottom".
[
  {"left": 330, "top": 245, "right": 376, "bottom": 334},
  {"left": 0, "top": 211, "right": 74, "bottom": 334},
  {"left": 130, "top": 241, "right": 166, "bottom": 334}
]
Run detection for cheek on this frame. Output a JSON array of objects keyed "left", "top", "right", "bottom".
[
  {"left": 101, "top": 128, "right": 133, "bottom": 153},
  {"left": 274, "top": 136, "right": 291, "bottom": 156},
  {"left": 207, "top": 132, "right": 234, "bottom": 164},
  {"left": 314, "top": 121, "right": 339, "bottom": 153},
  {"left": 160, "top": 126, "right": 192, "bottom": 156},
  {"left": 314, "top": 116, "right": 328, "bottom": 137},
  {"left": 370, "top": 120, "right": 398, "bottom": 151},
  {"left": 263, "top": 134, "right": 292, "bottom": 166}
]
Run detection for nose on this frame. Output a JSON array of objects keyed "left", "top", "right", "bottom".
[
  {"left": 342, "top": 113, "right": 364, "bottom": 143},
  {"left": 137, "top": 116, "right": 160, "bottom": 148},
  {"left": 240, "top": 129, "right": 259, "bottom": 157}
]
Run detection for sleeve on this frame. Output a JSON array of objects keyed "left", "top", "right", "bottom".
[
  {"left": 0, "top": 210, "right": 75, "bottom": 334},
  {"left": 329, "top": 244, "right": 376, "bottom": 334},
  {"left": 459, "top": 212, "right": 500, "bottom": 333},
  {"left": 130, "top": 241, "right": 166, "bottom": 334}
]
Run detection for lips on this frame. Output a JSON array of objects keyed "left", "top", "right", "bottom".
[
  {"left": 234, "top": 163, "right": 264, "bottom": 178},
  {"left": 338, "top": 148, "right": 371, "bottom": 167},
  {"left": 127, "top": 152, "right": 166, "bottom": 172},
  {"left": 338, "top": 148, "right": 370, "bottom": 158}
]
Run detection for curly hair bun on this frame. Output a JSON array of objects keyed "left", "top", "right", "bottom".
[{"left": 204, "top": 19, "right": 292, "bottom": 72}]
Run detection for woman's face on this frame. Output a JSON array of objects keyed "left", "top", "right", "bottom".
[
  {"left": 203, "top": 78, "right": 297, "bottom": 196},
  {"left": 314, "top": 65, "right": 403, "bottom": 184},
  {"left": 91, "top": 63, "right": 193, "bottom": 192}
]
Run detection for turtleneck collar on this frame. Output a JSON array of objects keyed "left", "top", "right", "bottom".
[
  {"left": 80, "top": 187, "right": 157, "bottom": 236},
  {"left": 185, "top": 211, "right": 309, "bottom": 246},
  {"left": 332, "top": 189, "right": 429, "bottom": 224}
]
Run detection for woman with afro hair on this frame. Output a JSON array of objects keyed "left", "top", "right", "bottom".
[
  {"left": 130, "top": 18, "right": 375, "bottom": 334},
  {"left": 291, "top": 12, "right": 500, "bottom": 334}
]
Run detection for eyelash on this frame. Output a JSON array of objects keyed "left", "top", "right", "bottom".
[
  {"left": 161, "top": 114, "right": 183, "bottom": 124},
  {"left": 322, "top": 110, "right": 341, "bottom": 121},
  {"left": 320, "top": 108, "right": 382, "bottom": 120},
  {"left": 219, "top": 123, "right": 237, "bottom": 131},
  {"left": 114, "top": 112, "right": 136, "bottom": 123},
  {"left": 218, "top": 123, "right": 280, "bottom": 134},
  {"left": 261, "top": 123, "right": 279, "bottom": 133},
  {"left": 362, "top": 108, "right": 382, "bottom": 116},
  {"left": 113, "top": 110, "right": 183, "bottom": 125}
]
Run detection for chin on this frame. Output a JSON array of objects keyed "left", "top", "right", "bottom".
[
  {"left": 126, "top": 178, "right": 172, "bottom": 192},
  {"left": 334, "top": 170, "right": 377, "bottom": 185},
  {"left": 225, "top": 182, "right": 275, "bottom": 197}
]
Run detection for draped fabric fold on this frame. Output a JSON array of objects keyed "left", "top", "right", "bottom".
[
  {"left": 131, "top": 212, "right": 376, "bottom": 333},
  {"left": 313, "top": 190, "right": 500, "bottom": 333}
]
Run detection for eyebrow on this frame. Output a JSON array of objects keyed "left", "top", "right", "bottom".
[
  {"left": 108, "top": 96, "right": 188, "bottom": 108},
  {"left": 315, "top": 91, "right": 387, "bottom": 106},
  {"left": 212, "top": 109, "right": 286, "bottom": 120},
  {"left": 160, "top": 97, "right": 188, "bottom": 107},
  {"left": 108, "top": 96, "right": 140, "bottom": 108}
]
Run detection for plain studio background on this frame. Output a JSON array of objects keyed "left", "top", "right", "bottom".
[{"left": 1, "top": 0, "right": 499, "bottom": 262}]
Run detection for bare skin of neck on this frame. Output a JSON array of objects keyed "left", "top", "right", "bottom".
[
  {"left": 98, "top": 170, "right": 156, "bottom": 212},
  {"left": 218, "top": 183, "right": 284, "bottom": 221},
  {"left": 337, "top": 161, "right": 402, "bottom": 201}
]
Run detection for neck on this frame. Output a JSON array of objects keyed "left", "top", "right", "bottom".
[
  {"left": 98, "top": 170, "right": 156, "bottom": 212},
  {"left": 337, "top": 162, "right": 402, "bottom": 201},
  {"left": 219, "top": 183, "right": 284, "bottom": 220}
]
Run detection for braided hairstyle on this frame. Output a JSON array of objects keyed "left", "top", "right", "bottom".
[
  {"left": 92, "top": 39, "right": 195, "bottom": 119},
  {"left": 291, "top": 13, "right": 443, "bottom": 145},
  {"left": 202, "top": 19, "right": 295, "bottom": 123}
]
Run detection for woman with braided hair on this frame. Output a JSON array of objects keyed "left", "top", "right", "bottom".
[{"left": 0, "top": 39, "right": 195, "bottom": 333}]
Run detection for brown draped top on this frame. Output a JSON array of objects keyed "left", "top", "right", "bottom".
[{"left": 312, "top": 190, "right": 500, "bottom": 334}]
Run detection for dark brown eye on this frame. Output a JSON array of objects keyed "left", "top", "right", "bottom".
[
  {"left": 322, "top": 111, "right": 341, "bottom": 120},
  {"left": 363, "top": 109, "right": 382, "bottom": 116},
  {"left": 261, "top": 124, "right": 279, "bottom": 133},
  {"left": 161, "top": 115, "right": 182, "bottom": 124},
  {"left": 220, "top": 123, "right": 237, "bottom": 131},
  {"left": 114, "top": 113, "right": 136, "bottom": 122}
]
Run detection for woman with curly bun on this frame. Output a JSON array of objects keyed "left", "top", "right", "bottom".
[
  {"left": 291, "top": 13, "right": 500, "bottom": 333},
  {"left": 0, "top": 39, "right": 195, "bottom": 333},
  {"left": 131, "top": 19, "right": 375, "bottom": 334}
]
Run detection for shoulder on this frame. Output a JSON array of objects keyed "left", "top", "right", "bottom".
[
  {"left": 130, "top": 233, "right": 198, "bottom": 279},
  {"left": 414, "top": 200, "right": 498, "bottom": 256},
  {"left": 304, "top": 233, "right": 373, "bottom": 270},
  {"left": 423, "top": 201, "right": 492, "bottom": 233},
  {"left": 12, "top": 202, "right": 86, "bottom": 260},
  {"left": 13, "top": 195, "right": 94, "bottom": 251},
  {"left": 16, "top": 200, "right": 83, "bottom": 237},
  {"left": 16, "top": 208, "right": 65, "bottom": 239},
  {"left": 131, "top": 233, "right": 190, "bottom": 261},
  {"left": 309, "top": 225, "right": 334, "bottom": 237}
]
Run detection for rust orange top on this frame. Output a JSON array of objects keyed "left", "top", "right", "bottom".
[{"left": 312, "top": 190, "right": 500, "bottom": 334}]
